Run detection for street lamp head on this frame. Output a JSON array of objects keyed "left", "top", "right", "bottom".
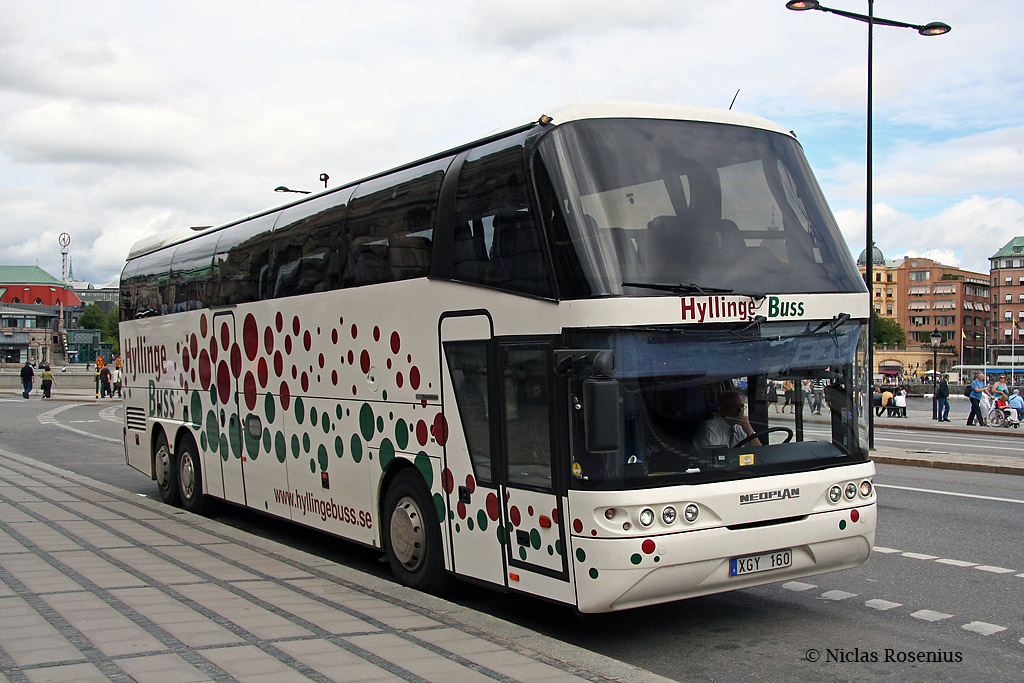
[
  {"left": 930, "top": 329, "right": 942, "bottom": 348},
  {"left": 786, "top": 0, "right": 820, "bottom": 9},
  {"left": 919, "top": 21, "right": 951, "bottom": 36},
  {"left": 274, "top": 186, "right": 311, "bottom": 195}
]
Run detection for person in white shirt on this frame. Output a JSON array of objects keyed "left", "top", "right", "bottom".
[{"left": 695, "top": 390, "right": 762, "bottom": 451}]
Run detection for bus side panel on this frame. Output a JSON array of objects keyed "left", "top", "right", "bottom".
[{"left": 234, "top": 385, "right": 293, "bottom": 523}]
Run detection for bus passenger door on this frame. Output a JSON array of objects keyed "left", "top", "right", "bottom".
[
  {"left": 439, "top": 312, "right": 505, "bottom": 587},
  {"left": 211, "top": 312, "right": 246, "bottom": 505},
  {"left": 498, "top": 341, "right": 570, "bottom": 601}
]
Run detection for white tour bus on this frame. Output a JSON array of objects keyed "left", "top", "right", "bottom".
[{"left": 120, "top": 102, "right": 875, "bottom": 613}]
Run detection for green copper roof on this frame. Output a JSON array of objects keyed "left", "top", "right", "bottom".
[
  {"left": 990, "top": 236, "right": 1024, "bottom": 260},
  {"left": 0, "top": 265, "right": 64, "bottom": 285}
]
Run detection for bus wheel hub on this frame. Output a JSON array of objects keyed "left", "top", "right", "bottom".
[{"left": 390, "top": 497, "right": 425, "bottom": 571}]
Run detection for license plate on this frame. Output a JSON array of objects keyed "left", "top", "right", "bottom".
[{"left": 730, "top": 549, "right": 792, "bottom": 576}]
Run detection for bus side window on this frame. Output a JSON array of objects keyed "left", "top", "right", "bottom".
[
  {"left": 270, "top": 188, "right": 354, "bottom": 299},
  {"left": 444, "top": 341, "right": 492, "bottom": 483},
  {"left": 212, "top": 213, "right": 278, "bottom": 306},
  {"left": 169, "top": 231, "right": 219, "bottom": 312},
  {"left": 453, "top": 141, "right": 553, "bottom": 298}
]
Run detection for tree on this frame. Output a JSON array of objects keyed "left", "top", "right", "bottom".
[
  {"left": 104, "top": 305, "right": 120, "bottom": 356},
  {"left": 872, "top": 312, "right": 906, "bottom": 346},
  {"left": 76, "top": 303, "right": 106, "bottom": 331}
]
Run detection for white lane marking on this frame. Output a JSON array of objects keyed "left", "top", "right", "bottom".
[
  {"left": 821, "top": 590, "right": 857, "bottom": 601},
  {"left": 98, "top": 405, "right": 122, "bottom": 424},
  {"left": 875, "top": 483, "right": 1024, "bottom": 505},
  {"left": 782, "top": 581, "right": 816, "bottom": 592},
  {"left": 975, "top": 565, "right": 1016, "bottom": 574},
  {"left": 962, "top": 622, "right": 1007, "bottom": 636},
  {"left": 902, "top": 552, "right": 939, "bottom": 560},
  {"left": 936, "top": 559, "right": 978, "bottom": 567},
  {"left": 912, "top": 609, "right": 953, "bottom": 622},
  {"left": 872, "top": 546, "right": 902, "bottom": 554},
  {"left": 865, "top": 599, "right": 902, "bottom": 611},
  {"left": 875, "top": 436, "right": 1024, "bottom": 454},
  {"left": 37, "top": 404, "right": 121, "bottom": 444}
]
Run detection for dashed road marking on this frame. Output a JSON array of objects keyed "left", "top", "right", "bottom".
[
  {"left": 936, "top": 559, "right": 978, "bottom": 567},
  {"left": 782, "top": 581, "right": 816, "bottom": 592},
  {"left": 872, "top": 546, "right": 902, "bottom": 553},
  {"left": 902, "top": 552, "right": 939, "bottom": 560},
  {"left": 865, "top": 599, "right": 902, "bottom": 611},
  {"left": 962, "top": 622, "right": 1007, "bottom": 636},
  {"left": 821, "top": 590, "right": 857, "bottom": 601},
  {"left": 975, "top": 565, "right": 1015, "bottom": 574},
  {"left": 912, "top": 609, "right": 953, "bottom": 622},
  {"left": 875, "top": 483, "right": 1024, "bottom": 505}
]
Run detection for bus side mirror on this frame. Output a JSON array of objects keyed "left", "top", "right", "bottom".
[{"left": 583, "top": 351, "right": 619, "bottom": 453}]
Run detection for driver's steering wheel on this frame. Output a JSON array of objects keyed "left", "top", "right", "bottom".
[{"left": 734, "top": 427, "right": 794, "bottom": 448}]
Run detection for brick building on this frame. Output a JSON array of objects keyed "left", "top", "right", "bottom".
[{"left": 989, "top": 236, "right": 1024, "bottom": 364}]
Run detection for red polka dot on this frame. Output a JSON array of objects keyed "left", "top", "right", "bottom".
[
  {"left": 220, "top": 322, "right": 230, "bottom": 351},
  {"left": 216, "top": 361, "right": 231, "bottom": 405},
  {"left": 386, "top": 358, "right": 392, "bottom": 369},
  {"left": 573, "top": 519, "right": 584, "bottom": 534},
  {"left": 264, "top": 327, "right": 274, "bottom": 354},
  {"left": 284, "top": 336, "right": 292, "bottom": 354},
  {"left": 416, "top": 420, "right": 428, "bottom": 446},
  {"left": 303, "top": 330, "right": 312, "bottom": 352},
  {"left": 396, "top": 372, "right": 403, "bottom": 388},
  {"left": 457, "top": 501, "right": 467, "bottom": 519},
  {"left": 465, "top": 474, "right": 476, "bottom": 493},
  {"left": 199, "top": 350, "right": 212, "bottom": 390},
  {"left": 292, "top": 316, "right": 300, "bottom": 336},
  {"left": 410, "top": 366, "right": 420, "bottom": 390},
  {"left": 486, "top": 492, "right": 500, "bottom": 521},
  {"left": 331, "top": 370, "right": 338, "bottom": 384},
  {"left": 257, "top": 358, "right": 269, "bottom": 388},
  {"left": 209, "top": 336, "right": 218, "bottom": 363},
  {"left": 230, "top": 343, "right": 242, "bottom": 377},
  {"left": 432, "top": 413, "right": 448, "bottom": 446},
  {"left": 510, "top": 505, "right": 521, "bottom": 526},
  {"left": 390, "top": 331, "right": 401, "bottom": 354},
  {"left": 350, "top": 323, "right": 358, "bottom": 339},
  {"left": 551, "top": 508, "right": 559, "bottom": 524},
  {"left": 352, "top": 385, "right": 358, "bottom": 395},
  {"left": 189, "top": 333, "right": 198, "bottom": 358},
  {"left": 275, "top": 312, "right": 283, "bottom": 332},
  {"left": 318, "top": 353, "right": 325, "bottom": 368},
  {"left": 200, "top": 315, "right": 208, "bottom": 338},
  {"left": 442, "top": 468, "right": 454, "bottom": 493},
  {"left": 528, "top": 506, "right": 534, "bottom": 516},
  {"left": 182, "top": 353, "right": 191, "bottom": 372},
  {"left": 243, "top": 372, "right": 258, "bottom": 410},
  {"left": 280, "top": 382, "right": 291, "bottom": 409},
  {"left": 273, "top": 351, "right": 283, "bottom": 376},
  {"left": 642, "top": 539, "right": 656, "bottom": 554},
  {"left": 301, "top": 372, "right": 309, "bottom": 393},
  {"left": 373, "top": 326, "right": 380, "bottom": 342},
  {"left": 360, "top": 350, "right": 370, "bottom": 374},
  {"left": 291, "top": 365, "right": 298, "bottom": 379},
  {"left": 243, "top": 314, "right": 259, "bottom": 361},
  {"left": 347, "top": 350, "right": 354, "bottom": 365},
  {"left": 591, "top": 529, "right": 597, "bottom": 536},
  {"left": 332, "top": 329, "right": 338, "bottom": 344}
]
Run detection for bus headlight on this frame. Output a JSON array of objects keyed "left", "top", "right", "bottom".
[
  {"left": 683, "top": 503, "right": 699, "bottom": 523},
  {"left": 844, "top": 483, "right": 857, "bottom": 500},
  {"left": 638, "top": 508, "right": 655, "bottom": 527},
  {"left": 859, "top": 480, "right": 873, "bottom": 498},
  {"left": 662, "top": 506, "right": 677, "bottom": 525},
  {"left": 829, "top": 485, "right": 843, "bottom": 503}
]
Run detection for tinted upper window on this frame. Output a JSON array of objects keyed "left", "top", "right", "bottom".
[
  {"left": 169, "top": 231, "right": 220, "bottom": 312},
  {"left": 536, "top": 119, "right": 865, "bottom": 298},
  {"left": 213, "top": 213, "right": 279, "bottom": 305},
  {"left": 270, "top": 188, "right": 355, "bottom": 298}
]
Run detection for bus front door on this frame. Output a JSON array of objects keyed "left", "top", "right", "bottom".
[
  {"left": 211, "top": 312, "right": 246, "bottom": 505},
  {"left": 497, "top": 342, "right": 571, "bottom": 602}
]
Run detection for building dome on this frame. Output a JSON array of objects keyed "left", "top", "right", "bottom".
[{"left": 857, "top": 245, "right": 885, "bottom": 267}]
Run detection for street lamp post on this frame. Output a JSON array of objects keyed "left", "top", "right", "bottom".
[
  {"left": 785, "top": 1, "right": 950, "bottom": 448},
  {"left": 930, "top": 328, "right": 942, "bottom": 420}
]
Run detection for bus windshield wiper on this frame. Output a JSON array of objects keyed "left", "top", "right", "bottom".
[
  {"left": 622, "top": 281, "right": 734, "bottom": 295},
  {"left": 728, "top": 312, "right": 852, "bottom": 346}
]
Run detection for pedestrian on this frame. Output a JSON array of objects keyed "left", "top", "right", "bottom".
[
  {"left": 40, "top": 364, "right": 55, "bottom": 399},
  {"left": 811, "top": 378, "right": 826, "bottom": 415},
  {"left": 782, "top": 380, "right": 795, "bottom": 413},
  {"left": 877, "top": 387, "right": 894, "bottom": 417},
  {"left": 767, "top": 379, "right": 780, "bottom": 412},
  {"left": 20, "top": 360, "right": 35, "bottom": 399},
  {"left": 99, "top": 364, "right": 113, "bottom": 398},
  {"left": 111, "top": 364, "right": 122, "bottom": 398},
  {"left": 991, "top": 374, "right": 1009, "bottom": 404},
  {"left": 1008, "top": 389, "right": 1024, "bottom": 422},
  {"left": 966, "top": 372, "right": 990, "bottom": 426},
  {"left": 893, "top": 387, "right": 907, "bottom": 417},
  {"left": 935, "top": 374, "right": 950, "bottom": 422}
]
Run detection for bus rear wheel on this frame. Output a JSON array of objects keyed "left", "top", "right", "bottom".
[
  {"left": 383, "top": 469, "right": 450, "bottom": 594},
  {"left": 176, "top": 437, "right": 206, "bottom": 515},
  {"left": 154, "top": 432, "right": 180, "bottom": 507}
]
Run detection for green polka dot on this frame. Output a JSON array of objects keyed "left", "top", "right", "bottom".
[
  {"left": 496, "top": 526, "right": 507, "bottom": 545},
  {"left": 228, "top": 414, "right": 242, "bottom": 459},
  {"left": 395, "top": 419, "right": 409, "bottom": 450},
  {"left": 310, "top": 407, "right": 318, "bottom": 427},
  {"left": 350, "top": 435, "right": 363, "bottom": 463},
  {"left": 243, "top": 417, "right": 260, "bottom": 460},
  {"left": 654, "top": 556, "right": 661, "bottom": 562},
  {"left": 630, "top": 553, "right": 642, "bottom": 565},
  {"left": 839, "top": 519, "right": 847, "bottom": 530},
  {"left": 589, "top": 568, "right": 599, "bottom": 579},
  {"left": 433, "top": 493, "right": 445, "bottom": 522},
  {"left": 334, "top": 436, "right": 344, "bottom": 459},
  {"left": 530, "top": 529, "right": 541, "bottom": 550},
  {"left": 379, "top": 438, "right": 395, "bottom": 470},
  {"left": 335, "top": 405, "right": 343, "bottom": 420},
  {"left": 190, "top": 392, "right": 202, "bottom": 428},
  {"left": 209, "top": 385, "right": 218, "bottom": 405},
  {"left": 414, "top": 452, "right": 432, "bottom": 488},
  {"left": 455, "top": 523, "right": 461, "bottom": 533},
  {"left": 576, "top": 548, "right": 586, "bottom": 563},
  {"left": 309, "top": 458, "right": 316, "bottom": 473},
  {"left": 518, "top": 546, "right": 527, "bottom": 561},
  {"left": 467, "top": 517, "right": 475, "bottom": 531},
  {"left": 321, "top": 411, "right": 330, "bottom": 434},
  {"left": 275, "top": 432, "right": 287, "bottom": 463},
  {"left": 219, "top": 434, "right": 228, "bottom": 461},
  {"left": 205, "top": 410, "right": 219, "bottom": 452},
  {"left": 302, "top": 433, "right": 310, "bottom": 453},
  {"left": 290, "top": 434, "right": 300, "bottom": 459},
  {"left": 555, "top": 539, "right": 563, "bottom": 556},
  {"left": 262, "top": 427, "right": 271, "bottom": 453},
  {"left": 376, "top": 415, "right": 384, "bottom": 434},
  {"left": 200, "top": 432, "right": 208, "bottom": 450},
  {"left": 317, "top": 444, "right": 328, "bottom": 471},
  {"left": 295, "top": 397, "right": 305, "bottom": 424},
  {"left": 264, "top": 392, "right": 276, "bottom": 423},
  {"left": 476, "top": 509, "right": 488, "bottom": 531},
  {"left": 547, "top": 545, "right": 553, "bottom": 556},
  {"left": 359, "top": 404, "right": 375, "bottom": 441}
]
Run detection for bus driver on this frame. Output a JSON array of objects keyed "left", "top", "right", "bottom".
[{"left": 694, "top": 390, "right": 763, "bottom": 451}]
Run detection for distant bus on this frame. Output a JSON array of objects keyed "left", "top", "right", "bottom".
[{"left": 120, "top": 102, "right": 875, "bottom": 613}]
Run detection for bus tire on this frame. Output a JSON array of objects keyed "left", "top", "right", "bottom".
[
  {"left": 383, "top": 468, "right": 450, "bottom": 594},
  {"left": 176, "top": 436, "right": 206, "bottom": 515},
  {"left": 154, "top": 431, "right": 180, "bottom": 507}
]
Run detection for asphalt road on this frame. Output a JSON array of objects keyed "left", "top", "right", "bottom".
[{"left": 2, "top": 396, "right": 1022, "bottom": 681}]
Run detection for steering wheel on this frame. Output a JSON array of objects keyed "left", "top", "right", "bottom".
[{"left": 734, "top": 427, "right": 793, "bottom": 448}]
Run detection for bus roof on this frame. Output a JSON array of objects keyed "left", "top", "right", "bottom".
[{"left": 125, "top": 102, "right": 795, "bottom": 262}]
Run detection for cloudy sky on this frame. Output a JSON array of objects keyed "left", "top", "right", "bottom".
[{"left": 1, "top": 0, "right": 1021, "bottom": 286}]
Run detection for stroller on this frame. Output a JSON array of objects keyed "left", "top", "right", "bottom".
[{"left": 984, "top": 395, "right": 1021, "bottom": 428}]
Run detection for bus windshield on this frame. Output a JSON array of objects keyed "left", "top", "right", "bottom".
[
  {"left": 566, "top": 319, "right": 869, "bottom": 490},
  {"left": 536, "top": 118, "right": 865, "bottom": 298}
]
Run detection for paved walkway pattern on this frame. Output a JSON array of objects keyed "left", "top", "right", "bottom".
[{"left": 0, "top": 448, "right": 667, "bottom": 683}]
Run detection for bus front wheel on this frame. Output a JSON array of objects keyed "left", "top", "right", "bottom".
[
  {"left": 176, "top": 437, "right": 206, "bottom": 515},
  {"left": 154, "top": 432, "right": 180, "bottom": 507},
  {"left": 383, "top": 469, "right": 450, "bottom": 594}
]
